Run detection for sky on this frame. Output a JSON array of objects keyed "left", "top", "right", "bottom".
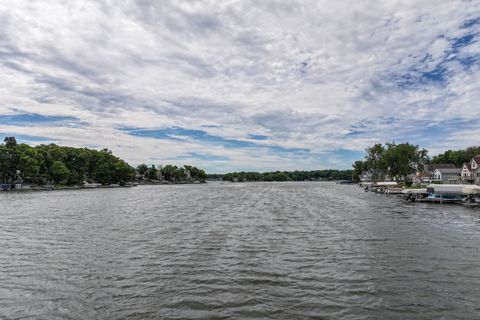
[{"left": 0, "top": 0, "right": 479, "bottom": 173}]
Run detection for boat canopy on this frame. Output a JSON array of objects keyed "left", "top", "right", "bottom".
[
  {"left": 427, "top": 184, "right": 472, "bottom": 194},
  {"left": 462, "top": 185, "right": 480, "bottom": 194},
  {"left": 376, "top": 181, "right": 398, "bottom": 186}
]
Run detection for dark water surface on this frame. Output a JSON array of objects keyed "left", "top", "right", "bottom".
[{"left": 1, "top": 182, "right": 480, "bottom": 319}]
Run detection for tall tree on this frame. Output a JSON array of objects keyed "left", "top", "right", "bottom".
[
  {"left": 383, "top": 143, "right": 428, "bottom": 181},
  {"left": 352, "top": 160, "right": 367, "bottom": 182},
  {"left": 365, "top": 143, "right": 387, "bottom": 181}
]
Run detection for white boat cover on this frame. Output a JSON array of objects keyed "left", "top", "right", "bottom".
[
  {"left": 427, "top": 184, "right": 472, "bottom": 194},
  {"left": 462, "top": 185, "right": 480, "bottom": 194}
]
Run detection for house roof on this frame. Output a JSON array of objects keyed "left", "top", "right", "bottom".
[
  {"left": 435, "top": 168, "right": 461, "bottom": 174},
  {"left": 425, "top": 163, "right": 456, "bottom": 171},
  {"left": 463, "top": 162, "right": 472, "bottom": 171},
  {"left": 472, "top": 154, "right": 480, "bottom": 163}
]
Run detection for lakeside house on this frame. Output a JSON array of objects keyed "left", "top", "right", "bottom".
[
  {"left": 461, "top": 155, "right": 480, "bottom": 185},
  {"left": 421, "top": 155, "right": 480, "bottom": 185},
  {"left": 417, "top": 163, "right": 469, "bottom": 185},
  {"left": 359, "top": 159, "right": 480, "bottom": 186},
  {"left": 432, "top": 168, "right": 461, "bottom": 184},
  {"left": 423, "top": 163, "right": 457, "bottom": 172}
]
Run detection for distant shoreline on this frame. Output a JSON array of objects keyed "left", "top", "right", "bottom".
[{"left": 0, "top": 181, "right": 207, "bottom": 193}]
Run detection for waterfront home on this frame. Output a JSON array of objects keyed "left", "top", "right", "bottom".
[
  {"left": 470, "top": 155, "right": 480, "bottom": 185},
  {"left": 418, "top": 163, "right": 457, "bottom": 184},
  {"left": 460, "top": 155, "right": 480, "bottom": 185},
  {"left": 461, "top": 162, "right": 474, "bottom": 183},
  {"left": 424, "top": 163, "right": 457, "bottom": 172},
  {"left": 432, "top": 168, "right": 461, "bottom": 184}
]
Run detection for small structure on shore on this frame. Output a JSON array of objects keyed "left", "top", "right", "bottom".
[{"left": 82, "top": 181, "right": 102, "bottom": 188}]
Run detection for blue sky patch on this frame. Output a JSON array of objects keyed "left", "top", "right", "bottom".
[
  {"left": 248, "top": 134, "right": 269, "bottom": 140},
  {"left": 123, "top": 126, "right": 310, "bottom": 155},
  {"left": 0, "top": 113, "right": 79, "bottom": 126},
  {"left": 462, "top": 17, "right": 480, "bottom": 29},
  {"left": 391, "top": 19, "right": 479, "bottom": 89}
]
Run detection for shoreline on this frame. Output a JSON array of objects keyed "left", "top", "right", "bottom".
[{"left": 0, "top": 181, "right": 207, "bottom": 193}]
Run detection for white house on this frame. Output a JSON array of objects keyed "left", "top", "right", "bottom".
[
  {"left": 432, "top": 168, "right": 461, "bottom": 184},
  {"left": 470, "top": 155, "right": 480, "bottom": 185},
  {"left": 424, "top": 164, "right": 456, "bottom": 182},
  {"left": 460, "top": 155, "right": 480, "bottom": 185},
  {"left": 461, "top": 162, "right": 474, "bottom": 182}
]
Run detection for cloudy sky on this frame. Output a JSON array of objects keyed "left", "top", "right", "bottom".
[{"left": 0, "top": 1, "right": 479, "bottom": 173}]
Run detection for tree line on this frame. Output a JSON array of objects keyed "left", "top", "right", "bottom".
[
  {"left": 136, "top": 163, "right": 207, "bottom": 182},
  {"left": 208, "top": 169, "right": 353, "bottom": 182},
  {"left": 0, "top": 137, "right": 207, "bottom": 186},
  {"left": 0, "top": 137, "right": 134, "bottom": 185},
  {"left": 430, "top": 146, "right": 480, "bottom": 167}
]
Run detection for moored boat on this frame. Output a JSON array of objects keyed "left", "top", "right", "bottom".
[
  {"left": 421, "top": 193, "right": 464, "bottom": 203},
  {"left": 403, "top": 188, "right": 429, "bottom": 202},
  {"left": 418, "top": 184, "right": 471, "bottom": 204}
]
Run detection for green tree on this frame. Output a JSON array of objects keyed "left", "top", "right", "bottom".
[
  {"left": 147, "top": 165, "right": 158, "bottom": 180},
  {"left": 4, "top": 136, "right": 17, "bottom": 148},
  {"left": 161, "top": 165, "right": 177, "bottom": 181},
  {"left": 2, "top": 137, "right": 19, "bottom": 182},
  {"left": 17, "top": 145, "right": 40, "bottom": 183},
  {"left": 114, "top": 160, "right": 134, "bottom": 185},
  {"left": 137, "top": 164, "right": 148, "bottom": 175},
  {"left": 431, "top": 146, "right": 480, "bottom": 167},
  {"left": 272, "top": 172, "right": 289, "bottom": 181},
  {"left": 383, "top": 142, "right": 428, "bottom": 181},
  {"left": 51, "top": 160, "right": 70, "bottom": 184},
  {"left": 352, "top": 160, "right": 366, "bottom": 182},
  {"left": 174, "top": 167, "right": 187, "bottom": 181},
  {"left": 365, "top": 143, "right": 387, "bottom": 181}
]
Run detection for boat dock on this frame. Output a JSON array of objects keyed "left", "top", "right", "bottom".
[{"left": 361, "top": 182, "right": 480, "bottom": 208}]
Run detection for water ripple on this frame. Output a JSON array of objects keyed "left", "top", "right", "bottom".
[{"left": 1, "top": 182, "right": 480, "bottom": 319}]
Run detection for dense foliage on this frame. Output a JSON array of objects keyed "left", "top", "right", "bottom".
[
  {"left": 0, "top": 137, "right": 134, "bottom": 185},
  {"left": 430, "top": 146, "right": 480, "bottom": 167},
  {"left": 352, "top": 142, "right": 429, "bottom": 182},
  {"left": 136, "top": 164, "right": 207, "bottom": 182},
  {"left": 208, "top": 170, "right": 353, "bottom": 182}
]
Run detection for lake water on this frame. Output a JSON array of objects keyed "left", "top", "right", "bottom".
[{"left": 1, "top": 182, "right": 480, "bottom": 319}]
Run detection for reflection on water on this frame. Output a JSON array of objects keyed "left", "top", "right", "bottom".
[{"left": 1, "top": 182, "right": 480, "bottom": 319}]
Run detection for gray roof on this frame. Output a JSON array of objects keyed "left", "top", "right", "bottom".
[
  {"left": 436, "top": 168, "right": 461, "bottom": 174},
  {"left": 425, "top": 163, "right": 456, "bottom": 170}
]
